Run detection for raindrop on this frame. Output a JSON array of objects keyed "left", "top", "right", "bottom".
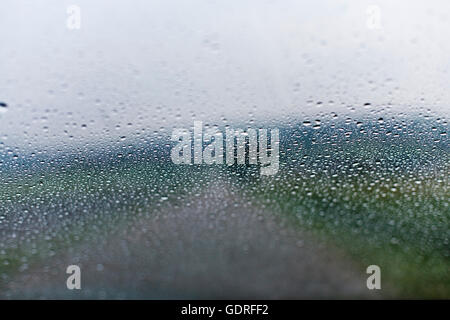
[{"left": 0, "top": 102, "right": 7, "bottom": 113}]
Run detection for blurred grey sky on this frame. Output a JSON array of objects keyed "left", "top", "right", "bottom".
[{"left": 1, "top": 0, "right": 449, "bottom": 150}]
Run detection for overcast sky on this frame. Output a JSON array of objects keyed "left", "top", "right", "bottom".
[{"left": 1, "top": 0, "right": 449, "bottom": 151}]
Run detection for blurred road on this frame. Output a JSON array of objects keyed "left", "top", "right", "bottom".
[{"left": 3, "top": 182, "right": 382, "bottom": 299}]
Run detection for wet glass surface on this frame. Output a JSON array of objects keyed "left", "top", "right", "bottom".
[{"left": 0, "top": 0, "right": 449, "bottom": 298}]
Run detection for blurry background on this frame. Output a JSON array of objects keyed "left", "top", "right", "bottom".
[
  {"left": 1, "top": 0, "right": 449, "bottom": 152},
  {"left": 0, "top": 0, "right": 449, "bottom": 299}
]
